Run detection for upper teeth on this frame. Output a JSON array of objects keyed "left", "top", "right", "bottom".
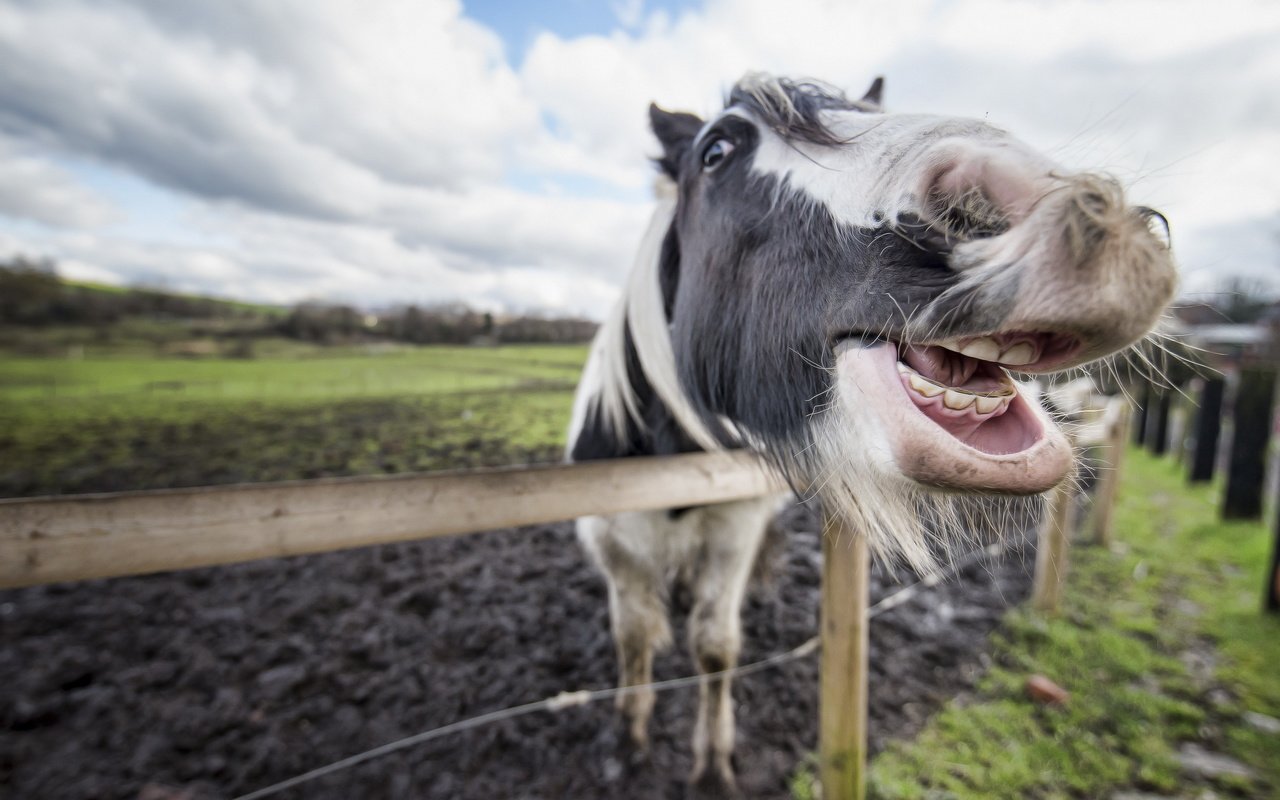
[
  {"left": 939, "top": 337, "right": 1038, "bottom": 367},
  {"left": 1000, "top": 342, "right": 1036, "bottom": 365}
]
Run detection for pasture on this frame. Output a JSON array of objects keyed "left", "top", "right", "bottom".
[
  {"left": 0, "top": 344, "right": 587, "bottom": 497},
  {"left": 0, "top": 343, "right": 586, "bottom": 403},
  {"left": 3, "top": 437, "right": 1277, "bottom": 798},
  {"left": 2, "top": 344, "right": 1278, "bottom": 799}
]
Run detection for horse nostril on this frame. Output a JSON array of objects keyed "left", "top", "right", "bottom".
[
  {"left": 921, "top": 157, "right": 1023, "bottom": 244},
  {"left": 893, "top": 211, "right": 957, "bottom": 255},
  {"left": 926, "top": 185, "right": 1010, "bottom": 242}
]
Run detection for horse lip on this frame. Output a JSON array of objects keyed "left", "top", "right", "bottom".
[
  {"left": 834, "top": 344, "right": 1072, "bottom": 494},
  {"left": 900, "top": 330, "right": 1084, "bottom": 375}
]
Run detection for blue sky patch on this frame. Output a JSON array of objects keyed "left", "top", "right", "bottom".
[{"left": 463, "top": 0, "right": 698, "bottom": 63}]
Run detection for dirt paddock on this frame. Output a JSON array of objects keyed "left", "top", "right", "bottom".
[{"left": 0, "top": 503, "right": 1037, "bottom": 799}]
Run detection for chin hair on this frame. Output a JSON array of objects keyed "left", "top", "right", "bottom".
[{"left": 807, "top": 368, "right": 1044, "bottom": 575}]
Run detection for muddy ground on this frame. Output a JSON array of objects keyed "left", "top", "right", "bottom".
[{"left": 0, "top": 501, "right": 1038, "bottom": 800}]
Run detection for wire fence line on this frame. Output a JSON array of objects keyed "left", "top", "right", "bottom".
[{"left": 232, "top": 541, "right": 1005, "bottom": 800}]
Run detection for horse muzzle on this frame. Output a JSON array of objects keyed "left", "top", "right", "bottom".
[{"left": 897, "top": 145, "right": 1179, "bottom": 372}]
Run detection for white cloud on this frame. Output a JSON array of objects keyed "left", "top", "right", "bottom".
[
  {"left": 0, "top": 0, "right": 1276, "bottom": 316},
  {"left": 519, "top": 0, "right": 1280, "bottom": 292},
  {"left": 0, "top": 0, "right": 540, "bottom": 196},
  {"left": 57, "top": 257, "right": 126, "bottom": 287},
  {"left": 0, "top": 137, "right": 119, "bottom": 228},
  {"left": 0, "top": 0, "right": 647, "bottom": 313},
  {"left": 929, "top": 0, "right": 1280, "bottom": 62}
]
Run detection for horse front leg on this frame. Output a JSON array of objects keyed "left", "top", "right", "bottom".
[
  {"left": 608, "top": 574, "right": 669, "bottom": 752},
  {"left": 584, "top": 513, "right": 673, "bottom": 753},
  {"left": 689, "top": 605, "right": 739, "bottom": 788},
  {"left": 687, "top": 500, "right": 772, "bottom": 788}
]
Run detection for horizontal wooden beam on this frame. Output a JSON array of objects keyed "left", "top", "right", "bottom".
[{"left": 0, "top": 452, "right": 785, "bottom": 589}]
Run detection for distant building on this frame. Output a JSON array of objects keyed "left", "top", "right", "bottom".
[
  {"left": 1171, "top": 302, "right": 1230, "bottom": 326},
  {"left": 1182, "top": 323, "right": 1272, "bottom": 366}
]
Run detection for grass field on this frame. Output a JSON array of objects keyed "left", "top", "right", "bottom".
[
  {"left": 0, "top": 343, "right": 587, "bottom": 403},
  {"left": 0, "top": 344, "right": 588, "bottom": 497},
  {"left": 8, "top": 341, "right": 1278, "bottom": 797},
  {"left": 828, "top": 449, "right": 1280, "bottom": 800}
]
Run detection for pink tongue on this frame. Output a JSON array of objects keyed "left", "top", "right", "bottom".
[
  {"left": 896, "top": 348, "right": 1034, "bottom": 455},
  {"left": 898, "top": 371, "right": 1037, "bottom": 455},
  {"left": 904, "top": 386, "right": 995, "bottom": 442}
]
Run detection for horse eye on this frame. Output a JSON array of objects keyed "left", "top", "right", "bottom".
[{"left": 701, "top": 138, "right": 735, "bottom": 170}]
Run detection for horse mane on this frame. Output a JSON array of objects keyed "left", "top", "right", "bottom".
[
  {"left": 585, "top": 179, "right": 725, "bottom": 453},
  {"left": 728, "top": 73, "right": 871, "bottom": 147}
]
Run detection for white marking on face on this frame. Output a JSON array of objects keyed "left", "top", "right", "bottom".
[{"left": 741, "top": 108, "right": 1055, "bottom": 232}]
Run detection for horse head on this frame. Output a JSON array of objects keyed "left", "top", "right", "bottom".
[{"left": 576, "top": 73, "right": 1177, "bottom": 570}]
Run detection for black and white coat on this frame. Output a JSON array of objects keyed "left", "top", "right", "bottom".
[{"left": 567, "top": 74, "right": 1176, "bottom": 785}]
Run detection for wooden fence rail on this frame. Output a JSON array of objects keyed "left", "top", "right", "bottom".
[{"left": 0, "top": 451, "right": 783, "bottom": 590}]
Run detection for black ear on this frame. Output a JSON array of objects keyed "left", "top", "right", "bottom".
[
  {"left": 649, "top": 103, "right": 704, "bottom": 179},
  {"left": 859, "top": 76, "right": 884, "bottom": 110}
]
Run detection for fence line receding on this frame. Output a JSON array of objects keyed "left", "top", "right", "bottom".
[{"left": 0, "top": 451, "right": 782, "bottom": 589}]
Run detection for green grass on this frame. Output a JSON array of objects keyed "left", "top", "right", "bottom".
[
  {"left": 0, "top": 344, "right": 588, "bottom": 497},
  {"left": 843, "top": 449, "right": 1280, "bottom": 799},
  {"left": 0, "top": 344, "right": 587, "bottom": 404}
]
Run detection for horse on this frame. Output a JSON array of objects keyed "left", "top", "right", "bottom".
[{"left": 566, "top": 73, "right": 1177, "bottom": 787}]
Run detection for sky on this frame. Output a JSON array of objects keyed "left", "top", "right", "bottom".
[{"left": 0, "top": 0, "right": 1277, "bottom": 318}]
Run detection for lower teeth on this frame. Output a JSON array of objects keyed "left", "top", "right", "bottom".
[{"left": 896, "top": 361, "right": 1014, "bottom": 412}]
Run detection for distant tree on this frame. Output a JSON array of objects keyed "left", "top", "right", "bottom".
[
  {"left": 1217, "top": 276, "right": 1277, "bottom": 324},
  {"left": 495, "top": 313, "right": 597, "bottom": 343},
  {"left": 364, "top": 303, "right": 596, "bottom": 345},
  {"left": 0, "top": 256, "right": 61, "bottom": 324},
  {"left": 278, "top": 302, "right": 363, "bottom": 343}
]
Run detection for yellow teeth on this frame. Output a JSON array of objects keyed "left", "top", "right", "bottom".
[
  {"left": 999, "top": 342, "right": 1036, "bottom": 366},
  {"left": 897, "top": 360, "right": 1016, "bottom": 415},
  {"left": 938, "top": 336, "right": 1039, "bottom": 367},
  {"left": 954, "top": 337, "right": 1000, "bottom": 362},
  {"left": 908, "top": 373, "right": 945, "bottom": 398},
  {"left": 943, "top": 389, "right": 974, "bottom": 410},
  {"left": 975, "top": 395, "right": 1003, "bottom": 414}
]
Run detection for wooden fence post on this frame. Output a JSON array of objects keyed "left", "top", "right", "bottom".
[
  {"left": 1267, "top": 498, "right": 1280, "bottom": 614},
  {"left": 1133, "top": 382, "right": 1152, "bottom": 446},
  {"left": 1223, "top": 368, "right": 1277, "bottom": 520},
  {"left": 820, "top": 511, "right": 870, "bottom": 800},
  {"left": 1033, "top": 445, "right": 1078, "bottom": 614},
  {"left": 1092, "top": 399, "right": 1130, "bottom": 547},
  {"left": 1169, "top": 392, "right": 1190, "bottom": 467},
  {"left": 1148, "top": 389, "right": 1172, "bottom": 456},
  {"left": 1189, "top": 378, "right": 1225, "bottom": 483}
]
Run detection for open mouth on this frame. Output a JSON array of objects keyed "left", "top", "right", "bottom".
[
  {"left": 833, "top": 332, "right": 1076, "bottom": 494},
  {"left": 895, "top": 331, "right": 1079, "bottom": 456}
]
